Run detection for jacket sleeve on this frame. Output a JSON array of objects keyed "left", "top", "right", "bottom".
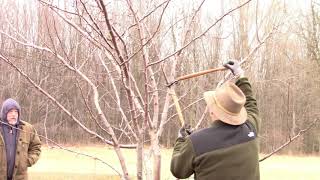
[
  {"left": 170, "top": 137, "right": 195, "bottom": 179},
  {"left": 235, "top": 77, "right": 261, "bottom": 133},
  {"left": 27, "top": 126, "right": 41, "bottom": 167}
]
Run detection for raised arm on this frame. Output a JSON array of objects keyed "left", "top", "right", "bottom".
[
  {"left": 223, "top": 60, "right": 261, "bottom": 133},
  {"left": 236, "top": 77, "right": 260, "bottom": 133}
]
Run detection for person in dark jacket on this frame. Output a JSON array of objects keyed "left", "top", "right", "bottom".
[
  {"left": 170, "top": 60, "right": 261, "bottom": 180},
  {"left": 0, "top": 98, "right": 41, "bottom": 180}
]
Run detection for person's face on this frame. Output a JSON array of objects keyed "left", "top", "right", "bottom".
[{"left": 7, "top": 109, "right": 19, "bottom": 125}]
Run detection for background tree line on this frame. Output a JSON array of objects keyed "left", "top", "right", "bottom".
[{"left": 0, "top": 0, "right": 319, "bottom": 179}]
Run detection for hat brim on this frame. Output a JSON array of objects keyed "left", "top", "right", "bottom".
[{"left": 204, "top": 91, "right": 247, "bottom": 125}]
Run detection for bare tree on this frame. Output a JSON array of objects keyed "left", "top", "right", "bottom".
[{"left": 0, "top": 0, "right": 319, "bottom": 179}]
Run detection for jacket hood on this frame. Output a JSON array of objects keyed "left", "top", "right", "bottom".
[{"left": 1, "top": 98, "right": 21, "bottom": 123}]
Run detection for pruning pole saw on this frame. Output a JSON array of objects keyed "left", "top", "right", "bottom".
[{"left": 166, "top": 66, "right": 229, "bottom": 125}]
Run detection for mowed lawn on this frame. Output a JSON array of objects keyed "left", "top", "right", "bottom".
[{"left": 29, "top": 146, "right": 320, "bottom": 180}]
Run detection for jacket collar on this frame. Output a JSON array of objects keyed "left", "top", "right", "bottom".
[
  {"left": 210, "top": 120, "right": 239, "bottom": 128},
  {"left": 18, "top": 120, "right": 25, "bottom": 126},
  {"left": 210, "top": 120, "right": 224, "bottom": 127}
]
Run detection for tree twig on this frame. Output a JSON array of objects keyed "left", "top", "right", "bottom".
[
  {"left": 147, "top": 0, "right": 253, "bottom": 67},
  {"left": 0, "top": 121, "right": 121, "bottom": 176},
  {"left": 259, "top": 118, "right": 319, "bottom": 162},
  {"left": 0, "top": 52, "right": 136, "bottom": 149}
]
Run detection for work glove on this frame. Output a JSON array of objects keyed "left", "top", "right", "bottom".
[
  {"left": 223, "top": 59, "right": 244, "bottom": 77},
  {"left": 178, "top": 124, "right": 193, "bottom": 138}
]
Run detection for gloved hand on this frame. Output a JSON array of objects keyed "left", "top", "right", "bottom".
[
  {"left": 223, "top": 60, "right": 244, "bottom": 77},
  {"left": 178, "top": 124, "right": 193, "bottom": 138}
]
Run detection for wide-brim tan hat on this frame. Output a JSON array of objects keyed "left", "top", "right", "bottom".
[{"left": 203, "top": 82, "right": 247, "bottom": 125}]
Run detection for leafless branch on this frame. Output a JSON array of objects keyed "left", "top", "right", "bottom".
[
  {"left": 218, "top": 25, "right": 278, "bottom": 86},
  {"left": 79, "top": 0, "right": 114, "bottom": 49},
  {"left": 0, "top": 121, "right": 121, "bottom": 176},
  {"left": 97, "top": 0, "right": 124, "bottom": 65},
  {"left": 121, "top": 0, "right": 171, "bottom": 66},
  {"left": 97, "top": 53, "right": 138, "bottom": 140},
  {"left": 194, "top": 106, "right": 208, "bottom": 130},
  {"left": 147, "top": 0, "right": 253, "bottom": 67},
  {"left": 75, "top": 78, "right": 110, "bottom": 135},
  {"left": 38, "top": 0, "right": 117, "bottom": 61},
  {"left": 43, "top": 103, "right": 50, "bottom": 147},
  {"left": 259, "top": 118, "right": 319, "bottom": 162},
  {"left": 255, "top": 0, "right": 261, "bottom": 43},
  {"left": 126, "top": 0, "right": 170, "bottom": 32},
  {"left": 164, "top": 97, "right": 203, "bottom": 126},
  {"left": 0, "top": 52, "right": 136, "bottom": 149},
  {"left": 1, "top": 30, "right": 128, "bottom": 153},
  {"left": 181, "top": 0, "right": 207, "bottom": 49}
]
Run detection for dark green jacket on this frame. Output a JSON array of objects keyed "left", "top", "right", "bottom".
[
  {"left": 171, "top": 77, "right": 260, "bottom": 180},
  {"left": 0, "top": 120, "right": 41, "bottom": 180}
]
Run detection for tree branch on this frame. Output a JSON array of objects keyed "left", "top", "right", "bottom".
[
  {"left": 147, "top": 0, "right": 253, "bottom": 67},
  {"left": 0, "top": 121, "right": 121, "bottom": 176},
  {"left": 259, "top": 118, "right": 319, "bottom": 162},
  {"left": 0, "top": 52, "right": 136, "bottom": 149}
]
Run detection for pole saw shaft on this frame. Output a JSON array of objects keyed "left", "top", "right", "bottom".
[
  {"left": 166, "top": 66, "right": 228, "bottom": 125},
  {"left": 177, "top": 67, "right": 226, "bottom": 81},
  {"left": 169, "top": 88, "right": 185, "bottom": 125},
  {"left": 167, "top": 67, "right": 227, "bottom": 87}
]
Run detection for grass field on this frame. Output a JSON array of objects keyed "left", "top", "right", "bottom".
[{"left": 28, "top": 146, "right": 320, "bottom": 180}]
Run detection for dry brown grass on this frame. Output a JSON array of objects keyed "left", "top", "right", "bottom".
[{"left": 29, "top": 146, "right": 320, "bottom": 180}]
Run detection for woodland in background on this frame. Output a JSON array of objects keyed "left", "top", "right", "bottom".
[
  {"left": 0, "top": 0, "right": 319, "bottom": 179},
  {"left": 0, "top": 0, "right": 319, "bottom": 153}
]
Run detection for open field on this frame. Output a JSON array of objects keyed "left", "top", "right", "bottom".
[{"left": 29, "top": 146, "right": 320, "bottom": 180}]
